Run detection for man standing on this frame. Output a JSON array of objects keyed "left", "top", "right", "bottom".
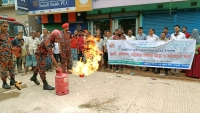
[
  {"left": 30, "top": 30, "right": 61, "bottom": 90},
  {"left": 145, "top": 28, "right": 159, "bottom": 73},
  {"left": 103, "top": 30, "right": 112, "bottom": 69},
  {"left": 157, "top": 32, "right": 169, "bottom": 75},
  {"left": 136, "top": 27, "right": 147, "bottom": 40},
  {"left": 77, "top": 31, "right": 84, "bottom": 61},
  {"left": 0, "top": 20, "right": 21, "bottom": 90},
  {"left": 40, "top": 28, "right": 48, "bottom": 41},
  {"left": 126, "top": 30, "right": 136, "bottom": 70},
  {"left": 162, "top": 27, "right": 171, "bottom": 38},
  {"left": 126, "top": 30, "right": 136, "bottom": 40},
  {"left": 182, "top": 26, "right": 191, "bottom": 38},
  {"left": 112, "top": 28, "right": 126, "bottom": 72},
  {"left": 70, "top": 34, "right": 78, "bottom": 68},
  {"left": 60, "top": 23, "right": 72, "bottom": 73},
  {"left": 170, "top": 25, "right": 186, "bottom": 77},
  {"left": 11, "top": 33, "right": 23, "bottom": 73},
  {"left": 94, "top": 35, "right": 104, "bottom": 70},
  {"left": 18, "top": 30, "right": 27, "bottom": 43},
  {"left": 26, "top": 31, "right": 40, "bottom": 71},
  {"left": 95, "top": 28, "right": 104, "bottom": 39},
  {"left": 136, "top": 27, "right": 147, "bottom": 70}
]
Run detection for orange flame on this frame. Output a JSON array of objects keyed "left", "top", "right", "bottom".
[{"left": 72, "top": 39, "right": 102, "bottom": 76}]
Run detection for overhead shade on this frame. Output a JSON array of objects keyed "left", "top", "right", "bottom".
[
  {"left": 41, "top": 15, "right": 48, "bottom": 23},
  {"left": 111, "top": 12, "right": 138, "bottom": 18},
  {"left": 68, "top": 12, "right": 76, "bottom": 22},
  {"left": 54, "top": 14, "right": 61, "bottom": 23},
  {"left": 86, "top": 14, "right": 109, "bottom": 20}
]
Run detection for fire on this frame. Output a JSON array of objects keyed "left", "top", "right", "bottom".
[{"left": 72, "top": 36, "right": 102, "bottom": 76}]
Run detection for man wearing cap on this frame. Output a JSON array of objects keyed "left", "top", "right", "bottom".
[
  {"left": 30, "top": 30, "right": 61, "bottom": 90},
  {"left": 0, "top": 20, "right": 21, "bottom": 90},
  {"left": 60, "top": 23, "right": 72, "bottom": 73}
]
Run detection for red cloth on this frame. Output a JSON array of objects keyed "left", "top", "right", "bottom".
[
  {"left": 185, "top": 32, "right": 191, "bottom": 38},
  {"left": 70, "top": 37, "right": 78, "bottom": 48},
  {"left": 185, "top": 54, "right": 200, "bottom": 78},
  {"left": 62, "top": 23, "right": 69, "bottom": 28},
  {"left": 77, "top": 36, "right": 84, "bottom": 51}
]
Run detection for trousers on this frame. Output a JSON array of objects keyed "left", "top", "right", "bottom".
[{"left": 33, "top": 53, "right": 46, "bottom": 80}]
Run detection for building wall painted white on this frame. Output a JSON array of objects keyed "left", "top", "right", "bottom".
[
  {"left": 93, "top": 0, "right": 186, "bottom": 9},
  {"left": 0, "top": 7, "right": 28, "bottom": 23}
]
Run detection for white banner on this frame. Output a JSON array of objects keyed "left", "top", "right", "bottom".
[{"left": 107, "top": 40, "right": 196, "bottom": 69}]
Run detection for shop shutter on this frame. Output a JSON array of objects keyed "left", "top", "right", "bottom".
[
  {"left": 177, "top": 10, "right": 200, "bottom": 34},
  {"left": 143, "top": 14, "right": 175, "bottom": 37}
]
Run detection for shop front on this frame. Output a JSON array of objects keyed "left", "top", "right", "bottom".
[
  {"left": 142, "top": 9, "right": 200, "bottom": 36},
  {"left": 38, "top": 12, "right": 87, "bottom": 33},
  {"left": 87, "top": 11, "right": 139, "bottom": 36}
]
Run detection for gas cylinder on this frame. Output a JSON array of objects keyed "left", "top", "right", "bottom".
[{"left": 55, "top": 68, "right": 69, "bottom": 95}]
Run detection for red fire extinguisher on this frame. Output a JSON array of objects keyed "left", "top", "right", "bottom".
[{"left": 55, "top": 68, "right": 69, "bottom": 95}]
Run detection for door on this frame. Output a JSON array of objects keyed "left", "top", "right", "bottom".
[
  {"left": 93, "top": 20, "right": 110, "bottom": 35},
  {"left": 118, "top": 19, "right": 136, "bottom": 36}
]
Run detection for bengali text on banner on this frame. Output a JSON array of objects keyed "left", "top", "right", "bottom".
[{"left": 107, "top": 40, "right": 196, "bottom": 69}]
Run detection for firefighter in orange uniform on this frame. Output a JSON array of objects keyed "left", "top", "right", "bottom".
[
  {"left": 60, "top": 23, "right": 72, "bottom": 73},
  {"left": 30, "top": 30, "right": 61, "bottom": 90},
  {"left": 0, "top": 20, "right": 21, "bottom": 90}
]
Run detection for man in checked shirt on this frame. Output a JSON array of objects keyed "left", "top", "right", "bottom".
[{"left": 111, "top": 28, "right": 126, "bottom": 72}]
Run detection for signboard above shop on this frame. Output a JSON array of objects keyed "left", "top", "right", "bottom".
[
  {"left": 15, "top": 0, "right": 28, "bottom": 11},
  {"left": 26, "top": 0, "right": 92, "bottom": 15}
]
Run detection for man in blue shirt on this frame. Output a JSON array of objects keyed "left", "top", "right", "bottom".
[
  {"left": 136, "top": 27, "right": 147, "bottom": 70},
  {"left": 162, "top": 27, "right": 171, "bottom": 38},
  {"left": 136, "top": 27, "right": 147, "bottom": 40}
]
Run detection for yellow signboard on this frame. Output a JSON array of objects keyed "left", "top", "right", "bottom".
[{"left": 75, "top": 0, "right": 92, "bottom": 11}]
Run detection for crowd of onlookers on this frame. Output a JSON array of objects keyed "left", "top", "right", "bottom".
[
  {"left": 12, "top": 25, "right": 194, "bottom": 77},
  {"left": 93, "top": 25, "right": 193, "bottom": 77}
]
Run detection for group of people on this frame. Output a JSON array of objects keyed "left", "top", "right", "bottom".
[
  {"left": 0, "top": 22, "right": 78, "bottom": 90},
  {"left": 1, "top": 19, "right": 199, "bottom": 91},
  {"left": 93, "top": 25, "right": 200, "bottom": 78}
]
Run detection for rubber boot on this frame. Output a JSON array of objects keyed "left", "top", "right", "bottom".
[
  {"left": 2, "top": 82, "right": 11, "bottom": 89},
  {"left": 30, "top": 73, "right": 40, "bottom": 85},
  {"left": 43, "top": 80, "right": 54, "bottom": 90},
  {"left": 10, "top": 78, "right": 22, "bottom": 86}
]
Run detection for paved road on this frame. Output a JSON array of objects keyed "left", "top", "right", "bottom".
[{"left": 0, "top": 67, "right": 200, "bottom": 113}]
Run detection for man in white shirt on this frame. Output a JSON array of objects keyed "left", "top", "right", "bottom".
[
  {"left": 146, "top": 28, "right": 159, "bottom": 43},
  {"left": 170, "top": 25, "right": 186, "bottom": 40},
  {"left": 94, "top": 35, "right": 104, "bottom": 70},
  {"left": 126, "top": 30, "right": 136, "bottom": 40},
  {"left": 126, "top": 30, "right": 136, "bottom": 70},
  {"left": 170, "top": 25, "right": 186, "bottom": 77},
  {"left": 145, "top": 28, "right": 159, "bottom": 72},
  {"left": 53, "top": 42, "right": 61, "bottom": 63},
  {"left": 26, "top": 31, "right": 40, "bottom": 70},
  {"left": 103, "top": 30, "right": 112, "bottom": 69}
]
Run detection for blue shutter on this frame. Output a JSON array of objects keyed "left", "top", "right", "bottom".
[
  {"left": 177, "top": 10, "right": 200, "bottom": 34},
  {"left": 143, "top": 14, "right": 175, "bottom": 37}
]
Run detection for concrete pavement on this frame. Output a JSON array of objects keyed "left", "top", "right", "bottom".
[{"left": 0, "top": 66, "right": 200, "bottom": 113}]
